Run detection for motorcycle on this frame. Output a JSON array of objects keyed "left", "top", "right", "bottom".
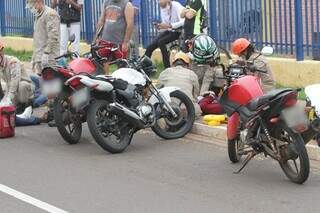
[
  {"left": 218, "top": 46, "right": 313, "bottom": 184},
  {"left": 41, "top": 42, "right": 120, "bottom": 144},
  {"left": 65, "top": 56, "right": 196, "bottom": 153}
]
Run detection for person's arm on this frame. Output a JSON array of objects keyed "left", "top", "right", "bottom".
[
  {"left": 6, "top": 60, "right": 21, "bottom": 102},
  {"left": 51, "top": 0, "right": 58, "bottom": 9},
  {"left": 122, "top": 2, "right": 135, "bottom": 51},
  {"left": 66, "top": 0, "right": 83, "bottom": 12},
  {"left": 96, "top": 4, "right": 106, "bottom": 35},
  {"left": 44, "top": 11, "right": 60, "bottom": 55},
  {"left": 171, "top": 3, "right": 185, "bottom": 29}
]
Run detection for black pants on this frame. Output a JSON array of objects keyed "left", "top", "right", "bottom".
[{"left": 145, "top": 31, "right": 181, "bottom": 68}]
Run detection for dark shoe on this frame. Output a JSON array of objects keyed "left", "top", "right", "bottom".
[{"left": 48, "top": 120, "right": 57, "bottom": 127}]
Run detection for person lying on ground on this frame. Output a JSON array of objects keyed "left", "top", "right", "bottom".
[{"left": 15, "top": 106, "right": 47, "bottom": 127}]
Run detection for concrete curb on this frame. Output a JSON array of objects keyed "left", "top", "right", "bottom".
[{"left": 191, "top": 122, "right": 320, "bottom": 161}]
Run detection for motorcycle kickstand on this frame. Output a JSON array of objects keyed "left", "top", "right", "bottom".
[{"left": 233, "top": 152, "right": 256, "bottom": 174}]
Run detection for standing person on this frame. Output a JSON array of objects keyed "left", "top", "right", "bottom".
[
  {"left": 129, "top": 0, "right": 141, "bottom": 58},
  {"left": 145, "top": 0, "right": 185, "bottom": 69},
  {"left": 96, "top": 0, "right": 135, "bottom": 74},
  {"left": 231, "top": 38, "right": 275, "bottom": 93},
  {"left": 27, "top": 0, "right": 60, "bottom": 75},
  {"left": 181, "top": 0, "right": 207, "bottom": 48},
  {"left": 51, "top": 0, "right": 84, "bottom": 55},
  {"left": 158, "top": 51, "right": 201, "bottom": 118}
]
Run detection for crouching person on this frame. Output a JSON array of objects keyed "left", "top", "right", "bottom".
[
  {"left": 158, "top": 51, "right": 202, "bottom": 118},
  {"left": 0, "top": 41, "right": 34, "bottom": 112}
]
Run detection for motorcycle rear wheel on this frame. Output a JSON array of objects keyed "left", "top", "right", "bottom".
[
  {"left": 228, "top": 137, "right": 243, "bottom": 163},
  {"left": 276, "top": 122, "right": 310, "bottom": 184},
  {"left": 87, "top": 100, "right": 132, "bottom": 154},
  {"left": 53, "top": 92, "right": 82, "bottom": 144},
  {"left": 151, "top": 90, "right": 195, "bottom": 140}
]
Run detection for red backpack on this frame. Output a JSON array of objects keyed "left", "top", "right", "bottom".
[
  {"left": 0, "top": 105, "right": 16, "bottom": 138},
  {"left": 199, "top": 94, "right": 224, "bottom": 115}
]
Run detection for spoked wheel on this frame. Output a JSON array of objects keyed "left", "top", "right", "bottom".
[
  {"left": 53, "top": 92, "right": 82, "bottom": 144},
  {"left": 275, "top": 122, "right": 310, "bottom": 184},
  {"left": 87, "top": 100, "right": 132, "bottom": 154},
  {"left": 228, "top": 136, "right": 244, "bottom": 163},
  {"left": 151, "top": 90, "right": 195, "bottom": 139}
]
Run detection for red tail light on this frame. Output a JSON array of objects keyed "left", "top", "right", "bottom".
[
  {"left": 283, "top": 92, "right": 298, "bottom": 108},
  {"left": 42, "top": 71, "right": 55, "bottom": 81},
  {"left": 68, "top": 77, "right": 83, "bottom": 89}
]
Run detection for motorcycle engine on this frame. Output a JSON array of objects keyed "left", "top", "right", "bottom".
[{"left": 137, "top": 103, "right": 155, "bottom": 125}]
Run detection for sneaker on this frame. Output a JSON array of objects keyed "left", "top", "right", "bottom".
[
  {"left": 48, "top": 120, "right": 57, "bottom": 127},
  {"left": 16, "top": 106, "right": 33, "bottom": 119}
]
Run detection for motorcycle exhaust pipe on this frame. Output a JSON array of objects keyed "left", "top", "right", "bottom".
[
  {"left": 302, "top": 118, "right": 320, "bottom": 144},
  {"left": 109, "top": 103, "right": 145, "bottom": 129}
]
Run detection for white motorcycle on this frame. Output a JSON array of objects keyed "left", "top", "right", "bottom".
[
  {"left": 65, "top": 56, "right": 195, "bottom": 153},
  {"left": 305, "top": 84, "right": 320, "bottom": 146}
]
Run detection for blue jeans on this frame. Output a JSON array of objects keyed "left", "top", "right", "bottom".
[
  {"left": 16, "top": 116, "right": 40, "bottom": 126},
  {"left": 30, "top": 75, "right": 48, "bottom": 107}
]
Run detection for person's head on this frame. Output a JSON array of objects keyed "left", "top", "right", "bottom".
[
  {"left": 0, "top": 41, "right": 5, "bottom": 67},
  {"left": 231, "top": 38, "right": 255, "bottom": 60},
  {"left": 159, "top": 0, "right": 171, "bottom": 8},
  {"left": 192, "top": 34, "right": 220, "bottom": 65},
  {"left": 26, "top": 0, "right": 45, "bottom": 16},
  {"left": 172, "top": 51, "right": 190, "bottom": 67}
]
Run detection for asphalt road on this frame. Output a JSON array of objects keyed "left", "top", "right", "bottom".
[{"left": 0, "top": 125, "right": 320, "bottom": 213}]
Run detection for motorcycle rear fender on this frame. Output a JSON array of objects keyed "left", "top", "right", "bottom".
[
  {"left": 148, "top": 86, "right": 180, "bottom": 105},
  {"left": 227, "top": 113, "right": 240, "bottom": 140},
  {"left": 80, "top": 76, "right": 114, "bottom": 92}
]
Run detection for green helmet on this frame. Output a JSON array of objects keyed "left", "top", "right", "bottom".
[{"left": 192, "top": 34, "right": 220, "bottom": 64}]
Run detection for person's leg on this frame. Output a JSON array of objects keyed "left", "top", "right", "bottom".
[
  {"left": 60, "top": 23, "right": 69, "bottom": 55},
  {"left": 70, "top": 22, "right": 81, "bottom": 54},
  {"left": 132, "top": 24, "right": 140, "bottom": 58},
  {"left": 145, "top": 33, "right": 165, "bottom": 58},
  {"left": 16, "top": 116, "right": 40, "bottom": 127},
  {"left": 158, "top": 32, "right": 181, "bottom": 68},
  {"left": 32, "top": 62, "right": 42, "bottom": 75},
  {"left": 200, "top": 66, "right": 215, "bottom": 95}
]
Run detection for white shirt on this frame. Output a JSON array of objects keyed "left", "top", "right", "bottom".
[{"left": 160, "top": 1, "right": 185, "bottom": 29}]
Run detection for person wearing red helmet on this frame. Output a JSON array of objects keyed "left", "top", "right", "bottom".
[{"left": 231, "top": 38, "right": 275, "bottom": 93}]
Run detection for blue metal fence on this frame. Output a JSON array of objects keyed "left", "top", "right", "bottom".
[{"left": 1, "top": 0, "right": 320, "bottom": 61}]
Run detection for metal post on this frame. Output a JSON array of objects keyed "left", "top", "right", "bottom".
[
  {"left": 294, "top": 0, "right": 304, "bottom": 61},
  {"left": 140, "top": 0, "right": 148, "bottom": 48},
  {"left": 84, "top": 1, "right": 93, "bottom": 43},
  {"left": 0, "top": 0, "right": 6, "bottom": 36},
  {"left": 209, "top": 0, "right": 218, "bottom": 40}
]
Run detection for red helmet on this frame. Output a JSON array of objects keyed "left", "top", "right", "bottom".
[{"left": 231, "top": 38, "right": 250, "bottom": 55}]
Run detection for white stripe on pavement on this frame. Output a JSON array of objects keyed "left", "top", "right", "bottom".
[{"left": 0, "top": 184, "right": 68, "bottom": 213}]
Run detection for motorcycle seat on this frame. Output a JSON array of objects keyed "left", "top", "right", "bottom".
[{"left": 247, "top": 89, "right": 293, "bottom": 111}]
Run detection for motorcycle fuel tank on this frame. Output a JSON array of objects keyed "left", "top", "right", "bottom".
[
  {"left": 69, "top": 58, "right": 96, "bottom": 75},
  {"left": 228, "top": 75, "right": 264, "bottom": 106}
]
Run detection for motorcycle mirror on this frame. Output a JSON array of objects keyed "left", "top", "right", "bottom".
[
  {"left": 69, "top": 34, "right": 76, "bottom": 43},
  {"left": 261, "top": 46, "right": 274, "bottom": 56}
]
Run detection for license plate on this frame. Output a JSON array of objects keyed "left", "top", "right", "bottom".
[
  {"left": 281, "top": 104, "right": 309, "bottom": 131},
  {"left": 71, "top": 87, "right": 90, "bottom": 109},
  {"left": 42, "top": 79, "right": 62, "bottom": 97}
]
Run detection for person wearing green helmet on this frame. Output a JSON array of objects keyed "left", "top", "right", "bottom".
[{"left": 189, "top": 34, "right": 224, "bottom": 96}]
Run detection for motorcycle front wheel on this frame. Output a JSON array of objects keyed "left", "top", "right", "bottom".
[
  {"left": 151, "top": 90, "right": 195, "bottom": 139},
  {"left": 275, "top": 122, "right": 310, "bottom": 184},
  {"left": 53, "top": 92, "right": 82, "bottom": 144},
  {"left": 87, "top": 100, "right": 132, "bottom": 154}
]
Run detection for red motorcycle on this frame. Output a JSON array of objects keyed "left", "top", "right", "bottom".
[
  {"left": 218, "top": 47, "right": 312, "bottom": 184},
  {"left": 41, "top": 42, "right": 122, "bottom": 144}
]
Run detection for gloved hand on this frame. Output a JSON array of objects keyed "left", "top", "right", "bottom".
[{"left": 41, "top": 53, "right": 49, "bottom": 67}]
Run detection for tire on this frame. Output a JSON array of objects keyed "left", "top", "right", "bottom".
[
  {"left": 151, "top": 90, "right": 195, "bottom": 140},
  {"left": 228, "top": 137, "right": 242, "bottom": 163},
  {"left": 87, "top": 100, "right": 131, "bottom": 154},
  {"left": 53, "top": 92, "right": 82, "bottom": 144},
  {"left": 276, "top": 122, "right": 310, "bottom": 184}
]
